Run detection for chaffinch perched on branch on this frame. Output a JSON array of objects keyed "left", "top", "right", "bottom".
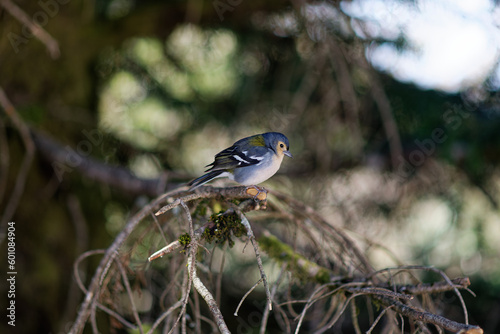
[{"left": 188, "top": 132, "right": 292, "bottom": 190}]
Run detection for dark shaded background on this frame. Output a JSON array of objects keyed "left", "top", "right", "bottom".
[{"left": 1, "top": 0, "right": 500, "bottom": 333}]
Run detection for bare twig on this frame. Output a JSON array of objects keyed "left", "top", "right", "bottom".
[
  {"left": 295, "top": 284, "right": 335, "bottom": 332},
  {"left": 59, "top": 196, "right": 89, "bottom": 332},
  {"left": 235, "top": 208, "right": 273, "bottom": 311},
  {"left": 115, "top": 256, "right": 144, "bottom": 334},
  {"left": 370, "top": 76, "right": 403, "bottom": 171},
  {"left": 73, "top": 249, "right": 137, "bottom": 330},
  {"left": 73, "top": 250, "right": 106, "bottom": 294},
  {"left": 368, "top": 265, "right": 471, "bottom": 324},
  {"left": 151, "top": 211, "right": 169, "bottom": 246},
  {"left": 148, "top": 240, "right": 182, "bottom": 261},
  {"left": 215, "top": 244, "right": 227, "bottom": 307},
  {"left": 168, "top": 200, "right": 196, "bottom": 334},
  {"left": 269, "top": 189, "right": 374, "bottom": 274},
  {"left": 315, "top": 293, "right": 366, "bottom": 334},
  {"left": 147, "top": 300, "right": 183, "bottom": 334},
  {"left": 182, "top": 198, "right": 196, "bottom": 334},
  {"left": 397, "top": 277, "right": 473, "bottom": 295},
  {"left": 258, "top": 229, "right": 332, "bottom": 282},
  {"left": 366, "top": 305, "right": 394, "bottom": 334},
  {"left": 155, "top": 186, "right": 258, "bottom": 216},
  {"left": 345, "top": 287, "right": 413, "bottom": 302},
  {"left": 350, "top": 298, "right": 362, "bottom": 334},
  {"left": 192, "top": 282, "right": 202, "bottom": 334},
  {"left": 375, "top": 295, "right": 483, "bottom": 334},
  {"left": 234, "top": 278, "right": 263, "bottom": 316},
  {"left": 0, "top": 0, "right": 60, "bottom": 58},
  {"left": 187, "top": 255, "right": 230, "bottom": 334},
  {"left": 260, "top": 263, "right": 288, "bottom": 334},
  {"left": 316, "top": 292, "right": 342, "bottom": 329},
  {"left": 0, "top": 87, "right": 35, "bottom": 243}
]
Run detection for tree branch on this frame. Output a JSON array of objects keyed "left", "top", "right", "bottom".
[
  {"left": 32, "top": 130, "right": 170, "bottom": 197},
  {"left": 0, "top": 87, "right": 35, "bottom": 243},
  {"left": 187, "top": 255, "right": 230, "bottom": 334},
  {"left": 375, "top": 295, "right": 483, "bottom": 334},
  {"left": 0, "top": 0, "right": 60, "bottom": 58}
]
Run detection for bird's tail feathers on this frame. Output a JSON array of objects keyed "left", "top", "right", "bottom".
[{"left": 188, "top": 170, "right": 225, "bottom": 190}]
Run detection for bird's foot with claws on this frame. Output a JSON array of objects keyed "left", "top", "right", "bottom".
[{"left": 245, "top": 185, "right": 268, "bottom": 201}]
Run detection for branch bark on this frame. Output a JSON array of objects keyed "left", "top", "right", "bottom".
[
  {"left": 32, "top": 130, "right": 170, "bottom": 197},
  {"left": 0, "top": 0, "right": 60, "bottom": 58},
  {"left": 70, "top": 186, "right": 264, "bottom": 334},
  {"left": 375, "top": 295, "right": 483, "bottom": 334}
]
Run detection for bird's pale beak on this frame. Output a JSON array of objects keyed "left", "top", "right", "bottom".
[{"left": 284, "top": 150, "right": 292, "bottom": 158}]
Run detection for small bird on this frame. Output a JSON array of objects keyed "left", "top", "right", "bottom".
[{"left": 188, "top": 132, "right": 292, "bottom": 190}]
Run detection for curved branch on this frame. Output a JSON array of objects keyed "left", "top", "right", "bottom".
[
  {"left": 69, "top": 186, "right": 264, "bottom": 334},
  {"left": 32, "top": 130, "right": 171, "bottom": 197}
]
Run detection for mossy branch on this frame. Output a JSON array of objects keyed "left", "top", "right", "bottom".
[
  {"left": 71, "top": 186, "right": 483, "bottom": 334},
  {"left": 258, "top": 230, "right": 332, "bottom": 284}
]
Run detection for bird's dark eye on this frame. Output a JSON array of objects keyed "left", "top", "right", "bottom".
[{"left": 280, "top": 143, "right": 284, "bottom": 148}]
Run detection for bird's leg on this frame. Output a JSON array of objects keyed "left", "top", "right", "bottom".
[{"left": 245, "top": 185, "right": 268, "bottom": 201}]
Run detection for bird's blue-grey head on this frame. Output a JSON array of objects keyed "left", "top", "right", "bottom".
[{"left": 262, "top": 132, "right": 292, "bottom": 158}]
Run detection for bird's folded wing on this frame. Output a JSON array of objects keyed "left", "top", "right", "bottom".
[{"left": 205, "top": 145, "right": 267, "bottom": 171}]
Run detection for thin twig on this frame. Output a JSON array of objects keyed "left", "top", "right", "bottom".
[
  {"left": 168, "top": 264, "right": 190, "bottom": 334},
  {"left": 269, "top": 189, "right": 374, "bottom": 274},
  {"left": 398, "top": 277, "right": 473, "bottom": 295},
  {"left": 234, "top": 278, "right": 263, "bottom": 316},
  {"left": 151, "top": 211, "right": 169, "bottom": 246},
  {"left": 350, "top": 298, "right": 362, "bottom": 334},
  {"left": 147, "top": 300, "right": 183, "bottom": 334},
  {"left": 198, "top": 314, "right": 218, "bottom": 333},
  {"left": 346, "top": 287, "right": 413, "bottom": 302},
  {"left": 294, "top": 283, "right": 338, "bottom": 333},
  {"left": 115, "top": 256, "right": 144, "bottom": 334},
  {"left": 260, "top": 263, "right": 288, "bottom": 334},
  {"left": 182, "top": 199, "right": 195, "bottom": 334},
  {"left": 0, "top": 0, "right": 60, "bottom": 58},
  {"left": 235, "top": 208, "right": 273, "bottom": 311},
  {"left": 192, "top": 282, "right": 202, "bottom": 334},
  {"left": 315, "top": 293, "right": 340, "bottom": 329},
  {"left": 148, "top": 240, "right": 182, "bottom": 261},
  {"left": 73, "top": 249, "right": 105, "bottom": 293},
  {"left": 366, "top": 305, "right": 394, "bottom": 334},
  {"left": 168, "top": 200, "right": 196, "bottom": 334},
  {"left": 368, "top": 265, "right": 470, "bottom": 324},
  {"left": 370, "top": 75, "right": 403, "bottom": 171},
  {"left": 60, "top": 196, "right": 89, "bottom": 332},
  {"left": 90, "top": 298, "right": 98, "bottom": 334},
  {"left": 73, "top": 249, "right": 137, "bottom": 330},
  {"left": 374, "top": 295, "right": 483, "bottom": 334},
  {"left": 0, "top": 87, "right": 35, "bottom": 243},
  {"left": 315, "top": 293, "right": 366, "bottom": 334},
  {"left": 215, "top": 243, "right": 227, "bottom": 307},
  {"left": 155, "top": 186, "right": 257, "bottom": 216}
]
